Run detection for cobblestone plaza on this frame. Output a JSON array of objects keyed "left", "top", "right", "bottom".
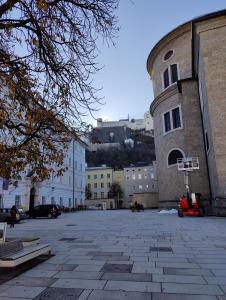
[{"left": 1, "top": 210, "right": 226, "bottom": 299}]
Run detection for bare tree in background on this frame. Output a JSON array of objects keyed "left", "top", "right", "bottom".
[{"left": 0, "top": 0, "right": 119, "bottom": 180}]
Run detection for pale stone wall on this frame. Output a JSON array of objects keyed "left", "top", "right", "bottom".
[
  {"left": 151, "top": 79, "right": 209, "bottom": 208},
  {"left": 195, "top": 17, "right": 226, "bottom": 199},
  {"left": 150, "top": 29, "right": 192, "bottom": 98},
  {"left": 131, "top": 192, "right": 158, "bottom": 208}
]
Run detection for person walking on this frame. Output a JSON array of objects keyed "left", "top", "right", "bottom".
[{"left": 10, "top": 205, "right": 18, "bottom": 228}]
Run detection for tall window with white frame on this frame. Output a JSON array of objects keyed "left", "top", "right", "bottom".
[
  {"left": 163, "top": 64, "right": 179, "bottom": 89},
  {"left": 163, "top": 106, "right": 182, "bottom": 134}
]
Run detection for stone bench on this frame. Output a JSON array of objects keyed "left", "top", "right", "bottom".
[
  {"left": 0, "top": 240, "right": 23, "bottom": 258},
  {"left": 0, "top": 243, "right": 50, "bottom": 268},
  {"left": 6, "top": 237, "right": 40, "bottom": 247}
]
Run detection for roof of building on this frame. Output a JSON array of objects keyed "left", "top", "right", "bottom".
[
  {"left": 86, "top": 166, "right": 112, "bottom": 171},
  {"left": 147, "top": 9, "right": 226, "bottom": 74}
]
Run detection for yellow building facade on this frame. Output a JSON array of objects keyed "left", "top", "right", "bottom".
[{"left": 86, "top": 166, "right": 113, "bottom": 199}]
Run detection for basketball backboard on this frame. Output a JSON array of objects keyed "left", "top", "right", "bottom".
[{"left": 177, "top": 157, "right": 199, "bottom": 171}]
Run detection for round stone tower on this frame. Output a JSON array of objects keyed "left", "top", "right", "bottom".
[{"left": 147, "top": 19, "right": 211, "bottom": 208}]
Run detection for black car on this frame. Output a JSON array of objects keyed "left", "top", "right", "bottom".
[{"left": 26, "top": 204, "right": 60, "bottom": 219}]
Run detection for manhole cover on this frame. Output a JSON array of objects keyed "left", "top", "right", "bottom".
[
  {"left": 59, "top": 238, "right": 77, "bottom": 241},
  {"left": 34, "top": 287, "right": 83, "bottom": 299},
  {"left": 150, "top": 247, "right": 172, "bottom": 252},
  {"left": 101, "top": 263, "right": 132, "bottom": 273}
]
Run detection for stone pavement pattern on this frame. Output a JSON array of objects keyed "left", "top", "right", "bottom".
[{"left": 1, "top": 210, "right": 226, "bottom": 299}]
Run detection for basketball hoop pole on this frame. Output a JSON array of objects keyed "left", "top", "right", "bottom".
[{"left": 184, "top": 171, "right": 190, "bottom": 199}]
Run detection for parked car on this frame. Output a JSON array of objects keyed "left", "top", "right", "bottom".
[
  {"left": 26, "top": 204, "right": 60, "bottom": 219},
  {"left": 0, "top": 208, "right": 20, "bottom": 223},
  {"left": 87, "top": 204, "right": 102, "bottom": 210},
  {"left": 55, "top": 205, "right": 62, "bottom": 215}
]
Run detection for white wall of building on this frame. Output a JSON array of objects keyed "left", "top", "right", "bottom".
[
  {"left": 96, "top": 111, "right": 153, "bottom": 131},
  {"left": 0, "top": 140, "right": 86, "bottom": 209}
]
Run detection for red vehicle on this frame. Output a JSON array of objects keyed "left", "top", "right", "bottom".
[{"left": 178, "top": 194, "right": 204, "bottom": 217}]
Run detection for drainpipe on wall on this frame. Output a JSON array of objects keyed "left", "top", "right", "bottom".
[{"left": 72, "top": 140, "right": 75, "bottom": 211}]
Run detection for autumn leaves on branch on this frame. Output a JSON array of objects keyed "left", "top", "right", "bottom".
[{"left": 0, "top": 0, "right": 119, "bottom": 180}]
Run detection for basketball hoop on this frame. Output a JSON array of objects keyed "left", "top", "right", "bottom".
[
  {"left": 177, "top": 157, "right": 199, "bottom": 172},
  {"left": 177, "top": 157, "right": 199, "bottom": 195}
]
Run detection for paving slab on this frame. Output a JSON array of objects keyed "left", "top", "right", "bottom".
[
  {"left": 101, "top": 263, "right": 132, "bottom": 273},
  {"left": 88, "top": 290, "right": 152, "bottom": 300},
  {"left": 20, "top": 269, "right": 58, "bottom": 278},
  {"left": 0, "top": 285, "right": 10, "bottom": 294},
  {"left": 152, "top": 293, "right": 218, "bottom": 300},
  {"left": 77, "top": 290, "right": 92, "bottom": 300},
  {"left": 156, "top": 262, "right": 199, "bottom": 268},
  {"left": 88, "top": 251, "right": 122, "bottom": 256},
  {"left": 4, "top": 276, "right": 57, "bottom": 287},
  {"left": 162, "top": 283, "right": 224, "bottom": 295},
  {"left": 51, "top": 278, "right": 106, "bottom": 289},
  {"left": 212, "top": 270, "right": 226, "bottom": 277},
  {"left": 163, "top": 267, "right": 213, "bottom": 276},
  {"left": 153, "top": 274, "right": 206, "bottom": 284},
  {"left": 33, "top": 287, "right": 83, "bottom": 299},
  {"left": 0, "top": 286, "right": 45, "bottom": 299},
  {"left": 205, "top": 277, "right": 226, "bottom": 285},
  {"left": 101, "top": 272, "right": 152, "bottom": 282},
  {"left": 104, "top": 280, "right": 161, "bottom": 292},
  {"left": 220, "top": 285, "right": 226, "bottom": 293},
  {"left": 54, "top": 271, "right": 103, "bottom": 279},
  {"left": 92, "top": 256, "right": 130, "bottom": 261},
  {"left": 87, "top": 290, "right": 152, "bottom": 300},
  {"left": 132, "top": 265, "right": 163, "bottom": 274},
  {"left": 199, "top": 264, "right": 226, "bottom": 269},
  {"left": 75, "top": 265, "right": 102, "bottom": 272},
  {"left": 0, "top": 298, "right": 31, "bottom": 300},
  {"left": 34, "top": 264, "right": 77, "bottom": 271}
]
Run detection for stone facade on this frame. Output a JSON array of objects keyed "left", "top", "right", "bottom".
[
  {"left": 123, "top": 165, "right": 157, "bottom": 208},
  {"left": 147, "top": 10, "right": 226, "bottom": 211}
]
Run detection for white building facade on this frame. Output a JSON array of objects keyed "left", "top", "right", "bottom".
[
  {"left": 96, "top": 111, "right": 154, "bottom": 131},
  {"left": 0, "top": 140, "right": 86, "bottom": 210}
]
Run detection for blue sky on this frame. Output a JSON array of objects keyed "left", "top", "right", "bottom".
[{"left": 90, "top": 0, "right": 226, "bottom": 125}]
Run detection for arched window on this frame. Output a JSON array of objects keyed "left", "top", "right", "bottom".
[{"left": 168, "top": 149, "right": 184, "bottom": 166}]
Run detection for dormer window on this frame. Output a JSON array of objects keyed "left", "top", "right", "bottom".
[{"left": 162, "top": 64, "right": 179, "bottom": 90}]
